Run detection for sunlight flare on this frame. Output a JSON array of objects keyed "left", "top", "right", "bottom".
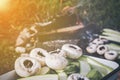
[{"left": 0, "top": 0, "right": 10, "bottom": 11}]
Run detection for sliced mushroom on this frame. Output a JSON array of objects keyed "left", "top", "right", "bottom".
[
  {"left": 97, "top": 45, "right": 108, "bottom": 55},
  {"left": 14, "top": 57, "right": 41, "bottom": 77},
  {"left": 29, "top": 48, "right": 49, "bottom": 66},
  {"left": 45, "top": 54, "right": 68, "bottom": 70},
  {"left": 104, "top": 50, "right": 118, "bottom": 60},
  {"left": 61, "top": 44, "right": 83, "bottom": 59},
  {"left": 67, "top": 73, "right": 89, "bottom": 80},
  {"left": 86, "top": 44, "right": 97, "bottom": 53}
]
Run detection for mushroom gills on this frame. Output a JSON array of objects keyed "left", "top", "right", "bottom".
[
  {"left": 23, "top": 60, "right": 33, "bottom": 68},
  {"left": 14, "top": 57, "right": 41, "bottom": 77},
  {"left": 97, "top": 45, "right": 108, "bottom": 55},
  {"left": 86, "top": 44, "right": 97, "bottom": 53},
  {"left": 104, "top": 50, "right": 118, "bottom": 60},
  {"left": 67, "top": 73, "right": 89, "bottom": 80}
]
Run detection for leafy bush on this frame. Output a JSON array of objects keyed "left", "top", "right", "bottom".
[{"left": 76, "top": 0, "right": 120, "bottom": 28}]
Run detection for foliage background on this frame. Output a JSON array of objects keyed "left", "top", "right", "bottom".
[{"left": 0, "top": 0, "right": 120, "bottom": 75}]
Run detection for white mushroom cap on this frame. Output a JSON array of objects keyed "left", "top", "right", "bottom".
[
  {"left": 49, "top": 49, "right": 67, "bottom": 57},
  {"left": 29, "top": 48, "right": 49, "bottom": 66},
  {"left": 45, "top": 54, "right": 68, "bottom": 70},
  {"left": 86, "top": 44, "right": 97, "bottom": 53},
  {"left": 15, "top": 37, "right": 25, "bottom": 46},
  {"left": 92, "top": 38, "right": 104, "bottom": 45},
  {"left": 67, "top": 73, "right": 89, "bottom": 80},
  {"left": 14, "top": 57, "right": 41, "bottom": 77},
  {"left": 26, "top": 43, "right": 32, "bottom": 48},
  {"left": 61, "top": 44, "right": 83, "bottom": 59},
  {"left": 21, "top": 54, "right": 29, "bottom": 57},
  {"left": 97, "top": 45, "right": 108, "bottom": 55},
  {"left": 59, "top": 49, "right": 67, "bottom": 57},
  {"left": 15, "top": 47, "right": 26, "bottom": 53},
  {"left": 49, "top": 49, "right": 61, "bottom": 54},
  {"left": 104, "top": 50, "right": 118, "bottom": 60}
]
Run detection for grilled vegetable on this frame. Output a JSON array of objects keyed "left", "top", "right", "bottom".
[
  {"left": 105, "top": 43, "right": 120, "bottom": 51},
  {"left": 64, "top": 62, "right": 79, "bottom": 75},
  {"left": 87, "top": 69, "right": 102, "bottom": 80},
  {"left": 79, "top": 61, "right": 91, "bottom": 76},
  {"left": 58, "top": 72, "right": 67, "bottom": 80},
  {"left": 100, "top": 35, "right": 120, "bottom": 43},
  {"left": 79, "top": 55, "right": 113, "bottom": 76},
  {"left": 17, "top": 74, "right": 58, "bottom": 80},
  {"left": 103, "top": 28, "right": 120, "bottom": 36},
  {"left": 100, "top": 28, "right": 120, "bottom": 43},
  {"left": 86, "top": 56, "right": 113, "bottom": 73}
]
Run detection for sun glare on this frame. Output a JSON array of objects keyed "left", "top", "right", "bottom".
[{"left": 0, "top": 0, "right": 10, "bottom": 11}]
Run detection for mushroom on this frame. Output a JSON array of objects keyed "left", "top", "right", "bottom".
[
  {"left": 86, "top": 44, "right": 97, "bottom": 53},
  {"left": 14, "top": 56, "right": 41, "bottom": 77},
  {"left": 104, "top": 50, "right": 118, "bottom": 60},
  {"left": 45, "top": 54, "right": 68, "bottom": 70},
  {"left": 67, "top": 73, "right": 89, "bottom": 80},
  {"left": 49, "top": 49, "right": 61, "bottom": 54},
  {"left": 97, "top": 45, "right": 108, "bottom": 55},
  {"left": 15, "top": 25, "right": 38, "bottom": 47},
  {"left": 92, "top": 38, "right": 104, "bottom": 45},
  {"left": 15, "top": 47, "right": 26, "bottom": 53},
  {"left": 61, "top": 44, "right": 83, "bottom": 59},
  {"left": 29, "top": 48, "right": 49, "bottom": 66},
  {"left": 49, "top": 49, "right": 67, "bottom": 57}
]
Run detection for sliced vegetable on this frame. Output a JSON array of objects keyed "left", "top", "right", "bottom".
[
  {"left": 79, "top": 61, "right": 91, "bottom": 76},
  {"left": 80, "top": 55, "right": 113, "bottom": 76},
  {"left": 36, "top": 66, "right": 50, "bottom": 75},
  {"left": 89, "top": 64, "right": 108, "bottom": 76},
  {"left": 103, "top": 28, "right": 120, "bottom": 36},
  {"left": 87, "top": 69, "right": 103, "bottom": 80},
  {"left": 49, "top": 69, "right": 57, "bottom": 74},
  {"left": 86, "top": 56, "right": 113, "bottom": 74},
  {"left": 100, "top": 35, "right": 120, "bottom": 43},
  {"left": 100, "top": 28, "right": 120, "bottom": 43},
  {"left": 58, "top": 72, "right": 67, "bottom": 80},
  {"left": 17, "top": 74, "right": 58, "bottom": 80},
  {"left": 105, "top": 43, "right": 120, "bottom": 51},
  {"left": 102, "top": 32, "right": 119, "bottom": 39},
  {"left": 64, "top": 62, "right": 79, "bottom": 75}
]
